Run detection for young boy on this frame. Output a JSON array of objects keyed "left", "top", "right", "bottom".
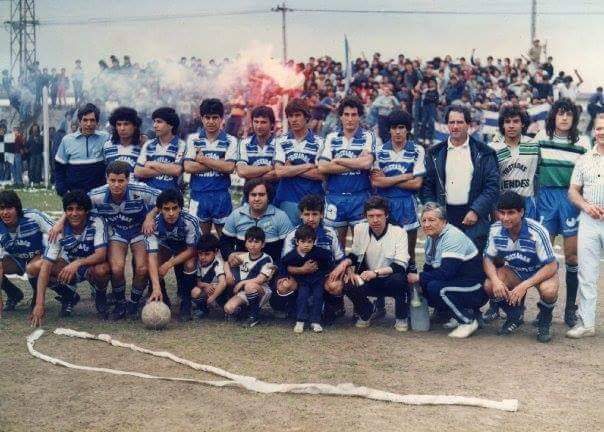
[
  {"left": 191, "top": 233, "right": 227, "bottom": 318},
  {"left": 223, "top": 227, "right": 275, "bottom": 327},
  {"left": 279, "top": 225, "right": 333, "bottom": 333}
]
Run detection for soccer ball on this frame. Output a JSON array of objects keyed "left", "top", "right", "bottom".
[{"left": 141, "top": 301, "right": 171, "bottom": 330}]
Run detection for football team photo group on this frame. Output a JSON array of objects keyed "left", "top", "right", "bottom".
[{"left": 1, "top": 94, "right": 602, "bottom": 344}]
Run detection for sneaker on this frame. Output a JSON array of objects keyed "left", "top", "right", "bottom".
[
  {"left": 566, "top": 322, "right": 596, "bottom": 339},
  {"left": 448, "top": 319, "right": 479, "bottom": 338},
  {"left": 59, "top": 292, "right": 80, "bottom": 317},
  {"left": 273, "top": 310, "right": 288, "bottom": 319},
  {"left": 497, "top": 318, "right": 523, "bottom": 336},
  {"left": 394, "top": 319, "right": 409, "bottom": 332},
  {"left": 443, "top": 318, "right": 459, "bottom": 329},
  {"left": 310, "top": 323, "right": 323, "bottom": 333},
  {"left": 110, "top": 302, "right": 127, "bottom": 321},
  {"left": 95, "top": 293, "right": 109, "bottom": 320},
  {"left": 3, "top": 295, "right": 22, "bottom": 312},
  {"left": 355, "top": 317, "right": 371, "bottom": 328},
  {"left": 537, "top": 322, "right": 552, "bottom": 343},
  {"left": 193, "top": 308, "right": 207, "bottom": 319},
  {"left": 482, "top": 303, "right": 501, "bottom": 322},
  {"left": 564, "top": 305, "right": 578, "bottom": 328},
  {"left": 294, "top": 321, "right": 305, "bottom": 333},
  {"left": 243, "top": 316, "right": 260, "bottom": 328},
  {"left": 532, "top": 310, "right": 542, "bottom": 327},
  {"left": 178, "top": 301, "right": 192, "bottom": 323},
  {"left": 371, "top": 306, "right": 387, "bottom": 321}
]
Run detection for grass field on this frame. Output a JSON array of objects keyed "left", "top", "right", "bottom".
[{"left": 0, "top": 188, "right": 602, "bottom": 432}]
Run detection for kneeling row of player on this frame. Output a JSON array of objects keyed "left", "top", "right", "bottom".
[{"left": 8, "top": 185, "right": 562, "bottom": 342}]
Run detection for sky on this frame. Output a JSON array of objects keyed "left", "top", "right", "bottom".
[{"left": 1, "top": 0, "right": 602, "bottom": 90}]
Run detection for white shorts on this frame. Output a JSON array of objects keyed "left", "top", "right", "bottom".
[{"left": 236, "top": 285, "right": 272, "bottom": 306}]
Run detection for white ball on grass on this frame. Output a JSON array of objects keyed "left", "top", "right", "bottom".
[{"left": 141, "top": 301, "right": 171, "bottom": 330}]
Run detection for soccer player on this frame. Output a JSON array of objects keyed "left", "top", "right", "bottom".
[
  {"left": 408, "top": 202, "right": 488, "bottom": 338},
  {"left": 276, "top": 194, "right": 345, "bottom": 321},
  {"left": 191, "top": 233, "right": 227, "bottom": 318},
  {"left": 54, "top": 103, "right": 109, "bottom": 196},
  {"left": 0, "top": 191, "right": 57, "bottom": 316},
  {"left": 274, "top": 98, "right": 325, "bottom": 225},
  {"left": 29, "top": 190, "right": 110, "bottom": 325},
  {"left": 371, "top": 110, "right": 424, "bottom": 272},
  {"left": 489, "top": 105, "right": 539, "bottom": 219},
  {"left": 134, "top": 107, "right": 186, "bottom": 191},
  {"left": 184, "top": 98, "right": 238, "bottom": 236},
  {"left": 279, "top": 225, "right": 333, "bottom": 333},
  {"left": 145, "top": 188, "right": 199, "bottom": 322},
  {"left": 318, "top": 96, "right": 375, "bottom": 247},
  {"left": 333, "top": 196, "right": 411, "bottom": 332},
  {"left": 89, "top": 161, "right": 160, "bottom": 320},
  {"left": 567, "top": 114, "right": 604, "bottom": 338},
  {"left": 103, "top": 107, "right": 144, "bottom": 174},
  {"left": 533, "top": 98, "right": 591, "bottom": 327},
  {"left": 236, "top": 105, "right": 277, "bottom": 184},
  {"left": 483, "top": 105, "right": 539, "bottom": 322},
  {"left": 223, "top": 227, "right": 275, "bottom": 327},
  {"left": 483, "top": 192, "right": 559, "bottom": 342}
]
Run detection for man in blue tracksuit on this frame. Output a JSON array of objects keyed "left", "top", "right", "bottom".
[
  {"left": 54, "top": 103, "right": 109, "bottom": 196},
  {"left": 421, "top": 105, "right": 500, "bottom": 253}
]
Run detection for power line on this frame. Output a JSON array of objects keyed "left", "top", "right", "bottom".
[
  {"left": 39, "top": 9, "right": 268, "bottom": 26},
  {"left": 36, "top": 6, "right": 604, "bottom": 26}
]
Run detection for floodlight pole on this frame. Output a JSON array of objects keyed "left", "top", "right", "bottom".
[{"left": 272, "top": 2, "right": 292, "bottom": 64}]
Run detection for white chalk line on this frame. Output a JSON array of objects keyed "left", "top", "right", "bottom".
[{"left": 27, "top": 328, "right": 518, "bottom": 412}]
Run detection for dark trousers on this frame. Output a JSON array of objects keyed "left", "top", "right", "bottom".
[
  {"left": 269, "top": 289, "right": 297, "bottom": 317},
  {"left": 296, "top": 282, "right": 323, "bottom": 323},
  {"left": 344, "top": 272, "right": 409, "bottom": 321},
  {"left": 446, "top": 204, "right": 487, "bottom": 252},
  {"left": 422, "top": 278, "right": 487, "bottom": 324},
  {"left": 29, "top": 153, "right": 42, "bottom": 183},
  {"left": 420, "top": 104, "right": 436, "bottom": 142}
]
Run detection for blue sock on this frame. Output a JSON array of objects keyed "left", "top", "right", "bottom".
[{"left": 246, "top": 292, "right": 260, "bottom": 319}]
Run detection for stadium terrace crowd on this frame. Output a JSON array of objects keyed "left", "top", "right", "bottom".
[{"left": 0, "top": 91, "right": 602, "bottom": 344}]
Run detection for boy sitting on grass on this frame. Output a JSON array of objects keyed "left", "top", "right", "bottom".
[
  {"left": 223, "top": 227, "right": 275, "bottom": 327},
  {"left": 279, "top": 225, "right": 334, "bottom": 333},
  {"left": 191, "top": 234, "right": 227, "bottom": 318}
]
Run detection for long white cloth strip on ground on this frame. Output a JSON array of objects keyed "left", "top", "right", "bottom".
[{"left": 27, "top": 328, "right": 519, "bottom": 412}]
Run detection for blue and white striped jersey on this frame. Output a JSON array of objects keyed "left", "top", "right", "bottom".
[
  {"left": 185, "top": 129, "right": 238, "bottom": 194},
  {"left": 373, "top": 140, "right": 425, "bottom": 198},
  {"left": 485, "top": 218, "right": 555, "bottom": 276},
  {"left": 145, "top": 211, "right": 200, "bottom": 253},
  {"left": 136, "top": 136, "right": 186, "bottom": 191},
  {"left": 103, "top": 140, "right": 142, "bottom": 173},
  {"left": 0, "top": 209, "right": 54, "bottom": 261},
  {"left": 197, "top": 257, "right": 225, "bottom": 283},
  {"left": 282, "top": 223, "right": 344, "bottom": 262},
  {"left": 237, "top": 134, "right": 276, "bottom": 168},
  {"left": 274, "top": 130, "right": 324, "bottom": 203},
  {"left": 231, "top": 252, "right": 274, "bottom": 282},
  {"left": 44, "top": 216, "right": 107, "bottom": 262},
  {"left": 319, "top": 128, "right": 375, "bottom": 194},
  {"left": 88, "top": 182, "right": 160, "bottom": 240}
]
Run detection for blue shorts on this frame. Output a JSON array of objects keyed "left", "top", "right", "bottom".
[
  {"left": 190, "top": 190, "right": 232, "bottom": 225},
  {"left": 324, "top": 192, "right": 368, "bottom": 228},
  {"left": 109, "top": 230, "right": 145, "bottom": 245},
  {"left": 523, "top": 196, "right": 538, "bottom": 220},
  {"left": 508, "top": 263, "right": 558, "bottom": 284},
  {"left": 537, "top": 187, "right": 579, "bottom": 237},
  {"left": 278, "top": 201, "right": 301, "bottom": 226},
  {"left": 2, "top": 254, "right": 28, "bottom": 275},
  {"left": 385, "top": 195, "right": 419, "bottom": 231}
]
